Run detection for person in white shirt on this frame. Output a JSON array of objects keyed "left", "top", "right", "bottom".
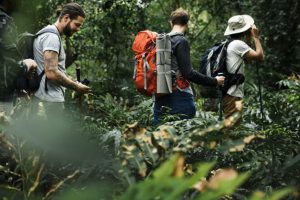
[{"left": 223, "top": 15, "right": 264, "bottom": 123}]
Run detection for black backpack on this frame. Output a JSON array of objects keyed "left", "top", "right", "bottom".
[
  {"left": 15, "top": 28, "right": 61, "bottom": 93},
  {"left": 199, "top": 39, "right": 245, "bottom": 98}
]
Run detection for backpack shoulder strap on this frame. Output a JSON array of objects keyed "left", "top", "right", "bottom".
[
  {"left": 224, "top": 38, "right": 235, "bottom": 49},
  {"left": 36, "top": 27, "right": 61, "bottom": 38},
  {"left": 234, "top": 59, "right": 243, "bottom": 75}
]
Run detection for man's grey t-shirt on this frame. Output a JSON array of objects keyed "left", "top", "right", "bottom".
[
  {"left": 226, "top": 40, "right": 252, "bottom": 98},
  {"left": 33, "top": 25, "right": 66, "bottom": 102}
]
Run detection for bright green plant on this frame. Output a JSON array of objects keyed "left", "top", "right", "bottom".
[{"left": 119, "top": 154, "right": 292, "bottom": 200}]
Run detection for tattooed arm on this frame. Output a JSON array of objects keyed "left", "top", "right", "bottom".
[{"left": 43, "top": 50, "right": 91, "bottom": 93}]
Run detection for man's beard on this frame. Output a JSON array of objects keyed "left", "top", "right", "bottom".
[{"left": 63, "top": 22, "right": 73, "bottom": 37}]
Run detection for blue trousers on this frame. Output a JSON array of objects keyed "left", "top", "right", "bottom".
[{"left": 153, "top": 89, "right": 196, "bottom": 125}]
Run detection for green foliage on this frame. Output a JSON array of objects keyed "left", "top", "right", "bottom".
[
  {"left": 119, "top": 155, "right": 291, "bottom": 200},
  {"left": 249, "top": 188, "right": 294, "bottom": 200},
  {"left": 81, "top": 93, "right": 153, "bottom": 133},
  {"left": 244, "top": 76, "right": 300, "bottom": 130},
  {"left": 1, "top": 0, "right": 299, "bottom": 199},
  {"left": 121, "top": 155, "right": 230, "bottom": 200}
]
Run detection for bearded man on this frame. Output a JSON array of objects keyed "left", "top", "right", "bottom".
[{"left": 32, "top": 3, "right": 91, "bottom": 117}]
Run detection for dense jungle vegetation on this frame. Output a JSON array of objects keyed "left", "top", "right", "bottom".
[{"left": 0, "top": 0, "right": 299, "bottom": 199}]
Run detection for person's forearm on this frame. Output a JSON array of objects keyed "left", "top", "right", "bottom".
[
  {"left": 48, "top": 70, "right": 78, "bottom": 90},
  {"left": 176, "top": 43, "right": 217, "bottom": 86},
  {"left": 44, "top": 50, "right": 78, "bottom": 91},
  {"left": 253, "top": 37, "right": 264, "bottom": 60},
  {"left": 186, "top": 70, "right": 218, "bottom": 86},
  {"left": 177, "top": 56, "right": 217, "bottom": 86}
]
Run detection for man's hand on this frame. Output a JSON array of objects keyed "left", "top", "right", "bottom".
[
  {"left": 244, "top": 24, "right": 264, "bottom": 61},
  {"left": 22, "top": 59, "right": 37, "bottom": 72},
  {"left": 250, "top": 24, "right": 259, "bottom": 38},
  {"left": 75, "top": 82, "right": 91, "bottom": 94},
  {"left": 216, "top": 76, "right": 225, "bottom": 86}
]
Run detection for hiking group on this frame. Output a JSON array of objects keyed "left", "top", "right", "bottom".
[
  {"left": 133, "top": 8, "right": 264, "bottom": 125},
  {"left": 1, "top": 1, "right": 264, "bottom": 126}
]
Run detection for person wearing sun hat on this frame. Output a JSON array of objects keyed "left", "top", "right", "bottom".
[{"left": 223, "top": 15, "right": 264, "bottom": 124}]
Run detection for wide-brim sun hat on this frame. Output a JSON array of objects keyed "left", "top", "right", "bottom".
[{"left": 224, "top": 15, "right": 254, "bottom": 36}]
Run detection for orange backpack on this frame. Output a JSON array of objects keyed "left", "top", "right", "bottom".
[
  {"left": 132, "top": 30, "right": 158, "bottom": 96},
  {"left": 132, "top": 30, "right": 190, "bottom": 97}
]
